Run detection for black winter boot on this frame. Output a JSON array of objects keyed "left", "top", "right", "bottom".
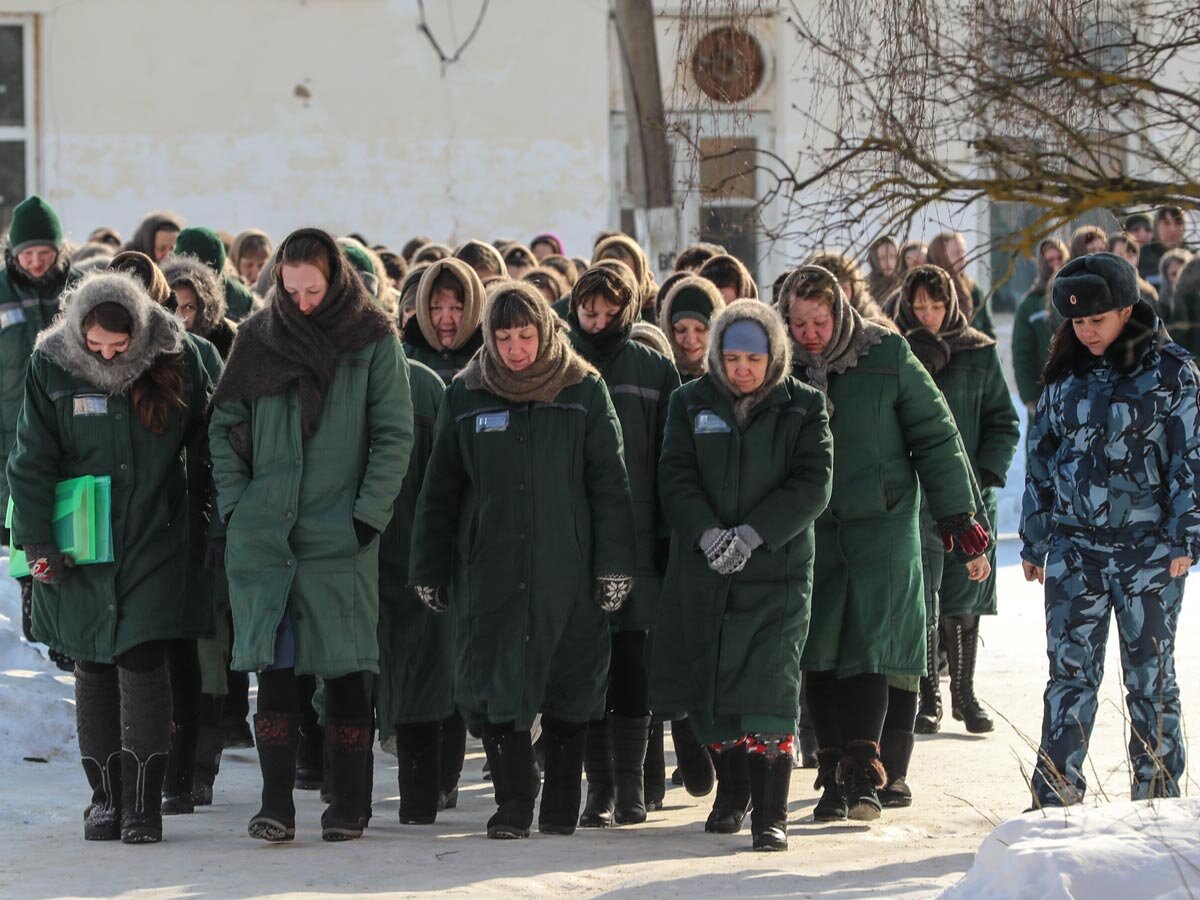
[
  {"left": 671, "top": 717, "right": 715, "bottom": 797},
  {"left": 839, "top": 739, "right": 886, "bottom": 822},
  {"left": 945, "top": 616, "right": 993, "bottom": 733},
  {"left": 643, "top": 719, "right": 666, "bottom": 812},
  {"left": 797, "top": 693, "right": 819, "bottom": 768},
  {"left": 396, "top": 721, "right": 441, "bottom": 825},
  {"left": 192, "top": 694, "right": 223, "bottom": 806},
  {"left": 321, "top": 719, "right": 372, "bottom": 841},
  {"left": 222, "top": 668, "right": 254, "bottom": 749},
  {"left": 482, "top": 728, "right": 536, "bottom": 839},
  {"left": 915, "top": 628, "right": 942, "bottom": 735},
  {"left": 538, "top": 718, "right": 586, "bottom": 835},
  {"left": 118, "top": 666, "right": 173, "bottom": 844},
  {"left": 704, "top": 744, "right": 751, "bottom": 834},
  {"left": 248, "top": 712, "right": 300, "bottom": 842},
  {"left": 295, "top": 721, "right": 325, "bottom": 790},
  {"left": 439, "top": 711, "right": 466, "bottom": 811},
  {"left": 76, "top": 666, "right": 122, "bottom": 841},
  {"left": 812, "top": 748, "right": 847, "bottom": 822},
  {"left": 749, "top": 750, "right": 791, "bottom": 851},
  {"left": 612, "top": 714, "right": 650, "bottom": 825},
  {"left": 878, "top": 729, "right": 915, "bottom": 808},
  {"left": 161, "top": 723, "right": 198, "bottom": 815},
  {"left": 578, "top": 717, "right": 614, "bottom": 828}
]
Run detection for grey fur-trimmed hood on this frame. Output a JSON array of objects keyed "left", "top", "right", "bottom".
[
  {"left": 161, "top": 254, "right": 226, "bottom": 338},
  {"left": 657, "top": 274, "right": 727, "bottom": 376},
  {"left": 37, "top": 270, "right": 185, "bottom": 393},
  {"left": 705, "top": 298, "right": 792, "bottom": 425}
]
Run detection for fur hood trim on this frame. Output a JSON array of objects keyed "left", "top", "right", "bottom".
[
  {"left": 657, "top": 275, "right": 727, "bottom": 376},
  {"left": 705, "top": 298, "right": 792, "bottom": 425},
  {"left": 38, "top": 271, "right": 185, "bottom": 392},
  {"left": 415, "top": 257, "right": 486, "bottom": 351},
  {"left": 161, "top": 254, "right": 226, "bottom": 337}
]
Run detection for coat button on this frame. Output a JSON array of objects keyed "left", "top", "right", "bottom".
[
  {"left": 286, "top": 559, "right": 294, "bottom": 567},
  {"left": 119, "top": 463, "right": 128, "bottom": 471},
  {"left": 519, "top": 484, "right": 526, "bottom": 491},
  {"left": 518, "top": 582, "right": 526, "bottom": 589},
  {"left": 286, "top": 511, "right": 294, "bottom": 518},
  {"left": 115, "top": 413, "right": 123, "bottom": 420}
]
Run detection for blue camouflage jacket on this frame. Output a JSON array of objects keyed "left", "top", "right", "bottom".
[{"left": 1021, "top": 306, "right": 1200, "bottom": 563}]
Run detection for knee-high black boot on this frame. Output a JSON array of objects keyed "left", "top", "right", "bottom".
[
  {"left": 642, "top": 719, "right": 666, "bottom": 812},
  {"left": 482, "top": 727, "right": 536, "bottom": 839},
  {"left": 538, "top": 717, "right": 587, "bottom": 835},
  {"left": 915, "top": 627, "right": 942, "bottom": 734},
  {"left": 76, "top": 666, "right": 122, "bottom": 841},
  {"left": 945, "top": 616, "right": 993, "bottom": 733},
  {"left": 705, "top": 744, "right": 751, "bottom": 834},
  {"left": 396, "top": 721, "right": 442, "bottom": 825},
  {"left": 247, "top": 711, "right": 300, "bottom": 842},
  {"left": 439, "top": 711, "right": 467, "bottom": 810},
  {"left": 118, "top": 666, "right": 173, "bottom": 844},
  {"left": 578, "top": 717, "right": 614, "bottom": 828},
  {"left": 612, "top": 714, "right": 651, "bottom": 825},
  {"left": 321, "top": 719, "right": 372, "bottom": 841},
  {"left": 749, "top": 749, "right": 791, "bottom": 851}
]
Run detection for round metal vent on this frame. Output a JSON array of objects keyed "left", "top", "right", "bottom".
[{"left": 691, "top": 26, "right": 766, "bottom": 104}]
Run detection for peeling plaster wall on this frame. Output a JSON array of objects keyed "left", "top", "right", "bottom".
[{"left": 14, "top": 0, "right": 611, "bottom": 253}]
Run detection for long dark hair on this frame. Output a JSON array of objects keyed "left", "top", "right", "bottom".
[
  {"left": 82, "top": 302, "right": 184, "bottom": 433},
  {"left": 1040, "top": 318, "right": 1081, "bottom": 385}
]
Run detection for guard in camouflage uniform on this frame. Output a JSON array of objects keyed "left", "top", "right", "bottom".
[{"left": 1021, "top": 252, "right": 1200, "bottom": 807}]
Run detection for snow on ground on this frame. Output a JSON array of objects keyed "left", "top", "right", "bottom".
[{"left": 1, "top": 539, "right": 1197, "bottom": 899}]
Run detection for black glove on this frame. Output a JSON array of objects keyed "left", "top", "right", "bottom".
[
  {"left": 353, "top": 519, "right": 378, "bottom": 547},
  {"left": 414, "top": 584, "right": 449, "bottom": 612},
  {"left": 204, "top": 536, "right": 227, "bottom": 571},
  {"left": 978, "top": 469, "right": 1004, "bottom": 490},
  {"left": 594, "top": 574, "right": 634, "bottom": 612},
  {"left": 937, "top": 514, "right": 990, "bottom": 557},
  {"left": 24, "top": 543, "right": 73, "bottom": 584}
]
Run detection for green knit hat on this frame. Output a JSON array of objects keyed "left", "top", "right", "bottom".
[
  {"left": 173, "top": 226, "right": 227, "bottom": 273},
  {"left": 670, "top": 284, "right": 718, "bottom": 324},
  {"left": 341, "top": 243, "right": 379, "bottom": 293},
  {"left": 9, "top": 195, "right": 63, "bottom": 253}
]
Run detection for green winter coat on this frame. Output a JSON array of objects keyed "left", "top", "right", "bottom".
[
  {"left": 1012, "top": 289, "right": 1055, "bottom": 406},
  {"left": 9, "top": 277, "right": 213, "bottom": 663},
  {"left": 652, "top": 372, "right": 833, "bottom": 743},
  {"left": 0, "top": 264, "right": 78, "bottom": 515},
  {"left": 931, "top": 346, "right": 1019, "bottom": 617},
  {"left": 210, "top": 335, "right": 413, "bottom": 677},
  {"left": 409, "top": 373, "right": 637, "bottom": 729},
  {"left": 569, "top": 328, "right": 681, "bottom": 631},
  {"left": 223, "top": 274, "right": 256, "bottom": 322},
  {"left": 375, "top": 360, "right": 452, "bottom": 735},
  {"left": 970, "top": 284, "right": 995, "bottom": 339},
  {"left": 401, "top": 319, "right": 481, "bottom": 383},
  {"left": 798, "top": 333, "right": 977, "bottom": 679}
]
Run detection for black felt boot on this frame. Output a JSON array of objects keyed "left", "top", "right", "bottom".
[
  {"left": 749, "top": 750, "right": 791, "bottom": 851},
  {"left": 878, "top": 729, "right": 914, "bottom": 808},
  {"left": 118, "top": 666, "right": 173, "bottom": 844},
  {"left": 295, "top": 721, "right": 325, "bottom": 791},
  {"left": 439, "top": 711, "right": 466, "bottom": 811},
  {"left": 839, "top": 739, "right": 887, "bottom": 822},
  {"left": 538, "top": 718, "right": 586, "bottom": 835},
  {"left": 945, "top": 616, "right": 994, "bottom": 734},
  {"left": 397, "top": 721, "right": 441, "bottom": 825},
  {"left": 321, "top": 719, "right": 372, "bottom": 841},
  {"left": 643, "top": 719, "right": 666, "bottom": 812},
  {"left": 704, "top": 744, "right": 751, "bottom": 834},
  {"left": 482, "top": 727, "right": 536, "bottom": 839},
  {"left": 612, "top": 714, "right": 650, "bottom": 825},
  {"left": 671, "top": 717, "right": 715, "bottom": 797},
  {"left": 192, "top": 694, "right": 223, "bottom": 806},
  {"left": 161, "top": 723, "right": 198, "bottom": 815},
  {"left": 812, "top": 748, "right": 847, "bottom": 822},
  {"left": 578, "top": 717, "right": 614, "bottom": 828},
  {"left": 76, "top": 666, "right": 122, "bottom": 841},
  {"left": 247, "top": 712, "right": 300, "bottom": 842}
]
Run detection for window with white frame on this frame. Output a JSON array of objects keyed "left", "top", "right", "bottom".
[{"left": 0, "top": 18, "right": 35, "bottom": 233}]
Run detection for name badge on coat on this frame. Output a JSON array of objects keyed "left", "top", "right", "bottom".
[
  {"left": 476, "top": 410, "right": 510, "bottom": 433},
  {"left": 73, "top": 395, "right": 109, "bottom": 416},
  {"left": 0, "top": 307, "right": 25, "bottom": 328},
  {"left": 693, "top": 410, "right": 731, "bottom": 434}
]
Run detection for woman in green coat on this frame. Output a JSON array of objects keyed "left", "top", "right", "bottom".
[
  {"left": 652, "top": 299, "right": 833, "bottom": 851},
  {"left": 657, "top": 275, "right": 726, "bottom": 383},
  {"left": 567, "top": 262, "right": 681, "bottom": 828},
  {"left": 8, "top": 270, "right": 213, "bottom": 844},
  {"left": 209, "top": 228, "right": 413, "bottom": 844},
  {"left": 1011, "top": 239, "right": 1068, "bottom": 414},
  {"left": 401, "top": 256, "right": 485, "bottom": 383},
  {"left": 409, "top": 281, "right": 637, "bottom": 840},
  {"left": 894, "top": 265, "right": 1020, "bottom": 736},
  {"left": 375, "top": 358, "right": 458, "bottom": 825},
  {"left": 780, "top": 265, "right": 987, "bottom": 822}
]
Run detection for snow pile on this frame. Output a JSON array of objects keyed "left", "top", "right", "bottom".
[
  {"left": 941, "top": 799, "right": 1200, "bottom": 899},
  {"left": 0, "top": 554, "right": 76, "bottom": 763}
]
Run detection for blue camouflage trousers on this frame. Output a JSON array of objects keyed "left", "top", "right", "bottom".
[{"left": 1032, "top": 532, "right": 1185, "bottom": 805}]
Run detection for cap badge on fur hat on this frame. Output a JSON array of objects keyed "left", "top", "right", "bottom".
[{"left": 1052, "top": 252, "right": 1137, "bottom": 319}]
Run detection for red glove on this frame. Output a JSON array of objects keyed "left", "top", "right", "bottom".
[{"left": 938, "top": 515, "right": 990, "bottom": 557}]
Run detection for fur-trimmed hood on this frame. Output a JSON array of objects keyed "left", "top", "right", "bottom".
[
  {"left": 414, "top": 257, "right": 485, "bottom": 351},
  {"left": 161, "top": 254, "right": 226, "bottom": 338},
  {"left": 630, "top": 321, "right": 673, "bottom": 358},
  {"left": 657, "top": 275, "right": 727, "bottom": 377},
  {"left": 705, "top": 299, "right": 792, "bottom": 425},
  {"left": 37, "top": 271, "right": 185, "bottom": 393},
  {"left": 698, "top": 253, "right": 758, "bottom": 300},
  {"left": 594, "top": 234, "right": 655, "bottom": 307}
]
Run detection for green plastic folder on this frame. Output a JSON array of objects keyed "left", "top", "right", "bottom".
[{"left": 7, "top": 475, "right": 114, "bottom": 578}]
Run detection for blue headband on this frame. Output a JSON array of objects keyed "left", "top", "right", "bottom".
[{"left": 722, "top": 319, "right": 769, "bottom": 354}]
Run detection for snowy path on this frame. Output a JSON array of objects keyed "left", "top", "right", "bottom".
[{"left": 1, "top": 541, "right": 1197, "bottom": 899}]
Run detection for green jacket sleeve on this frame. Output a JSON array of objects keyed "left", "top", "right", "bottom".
[
  {"left": 408, "top": 386, "right": 466, "bottom": 588},
  {"left": 181, "top": 344, "right": 216, "bottom": 530},
  {"left": 743, "top": 389, "right": 833, "bottom": 550},
  {"left": 208, "top": 398, "right": 253, "bottom": 522},
  {"left": 894, "top": 339, "right": 976, "bottom": 521},
  {"left": 352, "top": 336, "right": 414, "bottom": 533},
  {"left": 973, "top": 348, "right": 1020, "bottom": 486},
  {"left": 658, "top": 388, "right": 723, "bottom": 547},
  {"left": 1011, "top": 294, "right": 1040, "bottom": 405},
  {"left": 583, "top": 378, "right": 637, "bottom": 578},
  {"left": 7, "top": 355, "right": 64, "bottom": 547}
]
